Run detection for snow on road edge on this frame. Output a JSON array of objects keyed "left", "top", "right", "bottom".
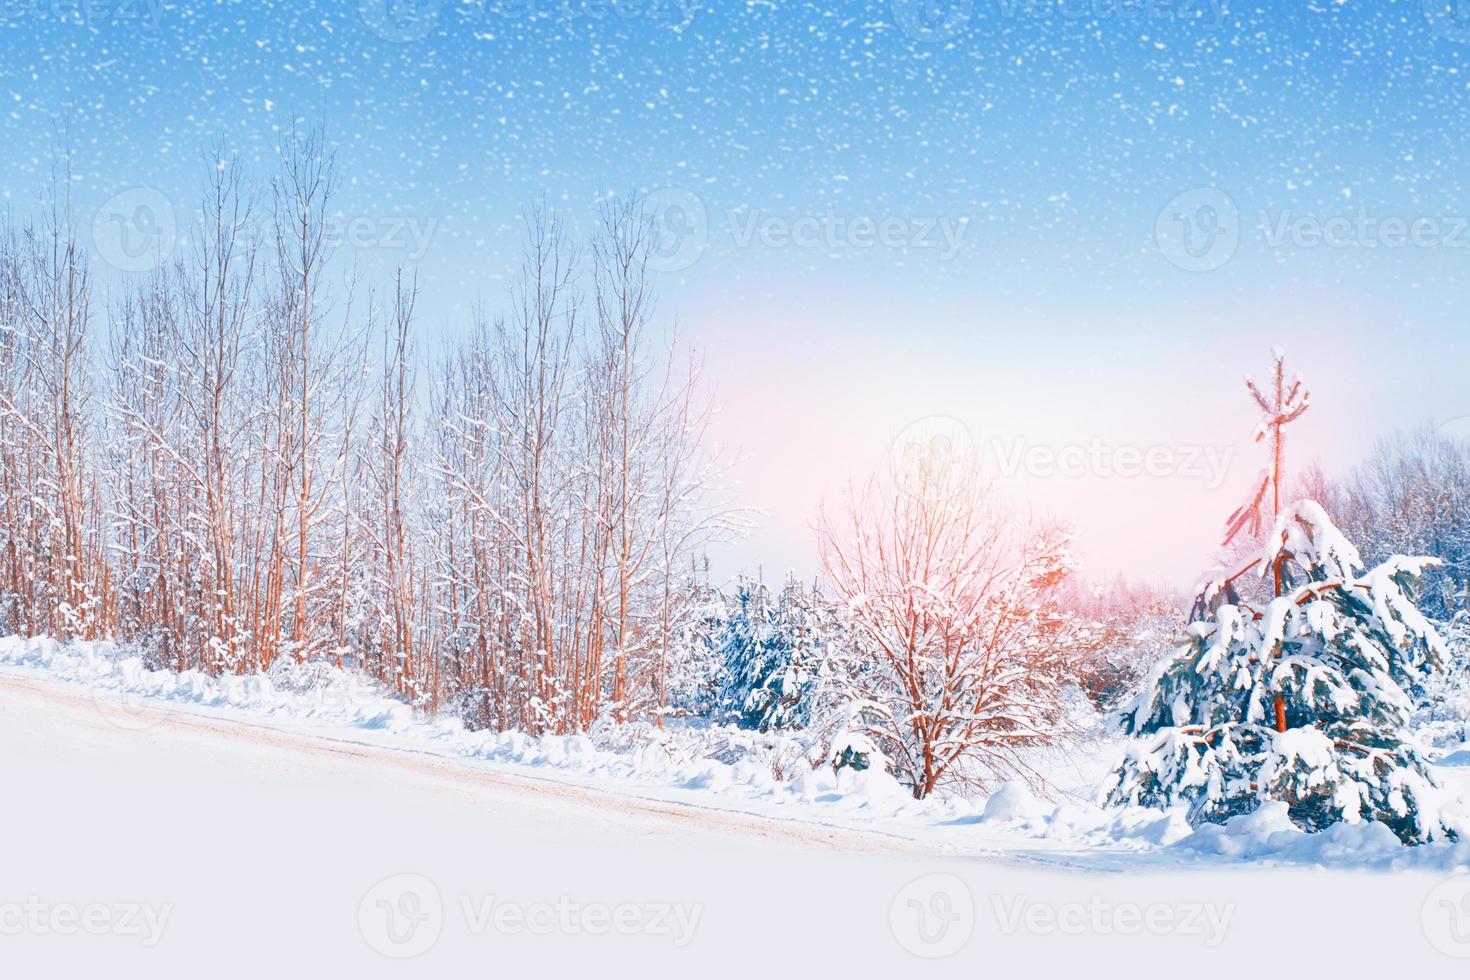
[{"left": 5, "top": 633, "right": 1469, "bottom": 872}]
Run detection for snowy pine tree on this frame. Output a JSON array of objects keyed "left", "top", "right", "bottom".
[
  {"left": 1110, "top": 353, "right": 1455, "bottom": 844},
  {"left": 740, "top": 578, "right": 828, "bottom": 731},
  {"left": 714, "top": 576, "right": 827, "bottom": 732},
  {"left": 711, "top": 578, "right": 772, "bottom": 724},
  {"left": 1112, "top": 502, "right": 1452, "bottom": 842},
  {"left": 663, "top": 577, "right": 731, "bottom": 720}
]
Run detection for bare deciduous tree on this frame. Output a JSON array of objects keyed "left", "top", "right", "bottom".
[
  {"left": 4, "top": 160, "right": 735, "bottom": 737},
  {"left": 817, "top": 445, "right": 1077, "bottom": 798}
]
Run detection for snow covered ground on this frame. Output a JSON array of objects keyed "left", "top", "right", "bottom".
[{"left": 4, "top": 636, "right": 1470, "bottom": 976}]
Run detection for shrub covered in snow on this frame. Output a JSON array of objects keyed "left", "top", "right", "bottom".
[{"left": 816, "top": 439, "right": 1083, "bottom": 800}]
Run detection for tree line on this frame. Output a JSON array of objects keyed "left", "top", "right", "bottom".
[
  {"left": 0, "top": 137, "right": 1093, "bottom": 798},
  {"left": 8, "top": 140, "right": 1467, "bottom": 813},
  {"left": 0, "top": 134, "right": 732, "bottom": 735}
]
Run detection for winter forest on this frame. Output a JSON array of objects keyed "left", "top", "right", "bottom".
[
  {"left": 6, "top": 135, "right": 1470, "bottom": 841},
  {"left": 7, "top": 5, "right": 1470, "bottom": 977}
]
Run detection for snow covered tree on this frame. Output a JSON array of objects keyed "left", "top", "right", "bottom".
[
  {"left": 712, "top": 577, "right": 774, "bottom": 724},
  {"left": 428, "top": 199, "right": 731, "bottom": 734},
  {"left": 716, "top": 576, "right": 828, "bottom": 732},
  {"left": 1112, "top": 502, "right": 1453, "bottom": 842},
  {"left": 817, "top": 437, "right": 1079, "bottom": 799},
  {"left": 660, "top": 573, "right": 729, "bottom": 719},
  {"left": 354, "top": 271, "right": 432, "bottom": 700},
  {"left": 1111, "top": 353, "right": 1455, "bottom": 843},
  {"left": 0, "top": 144, "right": 738, "bottom": 731},
  {"left": 1310, "top": 427, "right": 1470, "bottom": 622},
  {"left": 751, "top": 578, "right": 828, "bottom": 731},
  {"left": 105, "top": 150, "right": 263, "bottom": 674},
  {"left": 1064, "top": 575, "right": 1186, "bottom": 711},
  {"left": 0, "top": 168, "right": 110, "bottom": 642}
]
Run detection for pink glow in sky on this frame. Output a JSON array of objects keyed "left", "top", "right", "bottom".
[{"left": 689, "top": 283, "right": 1449, "bottom": 592}]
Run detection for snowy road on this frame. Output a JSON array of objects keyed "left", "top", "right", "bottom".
[{"left": 2, "top": 671, "right": 1467, "bottom": 977}]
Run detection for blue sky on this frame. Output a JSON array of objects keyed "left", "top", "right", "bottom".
[{"left": 4, "top": 0, "right": 1470, "bottom": 585}]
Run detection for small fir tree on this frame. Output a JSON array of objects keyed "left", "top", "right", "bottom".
[
  {"left": 717, "top": 576, "right": 826, "bottom": 732},
  {"left": 1110, "top": 353, "right": 1454, "bottom": 843}
]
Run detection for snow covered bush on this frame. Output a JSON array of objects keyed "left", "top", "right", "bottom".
[{"left": 817, "top": 435, "right": 1080, "bottom": 799}]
